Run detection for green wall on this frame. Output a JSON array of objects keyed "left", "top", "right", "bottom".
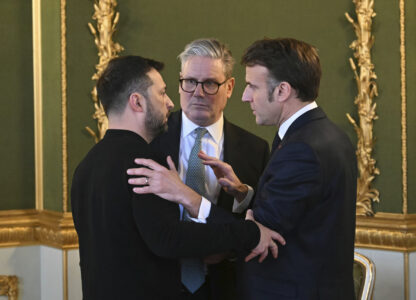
[
  {"left": 0, "top": 0, "right": 35, "bottom": 210},
  {"left": 42, "top": 0, "right": 63, "bottom": 211},
  {"left": 0, "top": 0, "right": 414, "bottom": 214}
]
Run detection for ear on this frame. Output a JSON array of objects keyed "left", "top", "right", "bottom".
[
  {"left": 225, "top": 77, "right": 235, "bottom": 98},
  {"left": 128, "top": 92, "right": 145, "bottom": 112},
  {"left": 274, "top": 82, "right": 292, "bottom": 103}
]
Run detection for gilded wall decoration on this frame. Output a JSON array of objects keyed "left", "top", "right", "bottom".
[
  {"left": 0, "top": 276, "right": 18, "bottom": 300},
  {"left": 345, "top": 0, "right": 379, "bottom": 216},
  {"left": 86, "top": 0, "right": 124, "bottom": 142},
  {"left": 399, "top": 0, "right": 408, "bottom": 214},
  {"left": 0, "top": 210, "right": 78, "bottom": 249}
]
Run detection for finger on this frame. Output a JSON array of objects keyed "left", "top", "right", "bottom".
[
  {"left": 269, "top": 241, "right": 278, "bottom": 259},
  {"left": 271, "top": 232, "right": 286, "bottom": 245},
  {"left": 218, "top": 178, "right": 233, "bottom": 188},
  {"left": 126, "top": 168, "right": 153, "bottom": 177},
  {"left": 132, "top": 186, "right": 152, "bottom": 194},
  {"left": 133, "top": 158, "right": 165, "bottom": 171},
  {"left": 258, "top": 248, "right": 268, "bottom": 263},
  {"left": 198, "top": 151, "right": 217, "bottom": 161},
  {"left": 201, "top": 159, "right": 225, "bottom": 168},
  {"left": 166, "top": 156, "right": 177, "bottom": 172},
  {"left": 244, "top": 251, "right": 258, "bottom": 262},
  {"left": 245, "top": 209, "right": 254, "bottom": 221},
  {"left": 128, "top": 177, "right": 148, "bottom": 186}
]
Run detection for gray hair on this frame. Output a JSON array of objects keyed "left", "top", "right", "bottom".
[{"left": 178, "top": 38, "right": 235, "bottom": 78}]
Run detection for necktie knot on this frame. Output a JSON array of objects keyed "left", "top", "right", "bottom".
[{"left": 194, "top": 127, "right": 207, "bottom": 141}]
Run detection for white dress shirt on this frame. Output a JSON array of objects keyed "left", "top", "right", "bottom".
[
  {"left": 278, "top": 101, "right": 318, "bottom": 139},
  {"left": 180, "top": 112, "right": 253, "bottom": 221}
]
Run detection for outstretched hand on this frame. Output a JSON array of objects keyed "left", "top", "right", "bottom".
[
  {"left": 198, "top": 151, "right": 248, "bottom": 202},
  {"left": 127, "top": 156, "right": 201, "bottom": 217},
  {"left": 245, "top": 209, "right": 286, "bottom": 263}
]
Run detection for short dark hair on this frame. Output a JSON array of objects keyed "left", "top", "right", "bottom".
[
  {"left": 241, "top": 38, "right": 321, "bottom": 102},
  {"left": 97, "top": 55, "right": 164, "bottom": 115}
]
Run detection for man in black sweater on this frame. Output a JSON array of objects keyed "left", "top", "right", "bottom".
[{"left": 71, "top": 55, "right": 284, "bottom": 300}]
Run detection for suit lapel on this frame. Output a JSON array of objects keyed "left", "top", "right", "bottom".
[
  {"left": 218, "top": 119, "right": 240, "bottom": 210},
  {"left": 223, "top": 118, "right": 239, "bottom": 167},
  {"left": 257, "top": 107, "right": 326, "bottom": 195},
  {"left": 282, "top": 107, "right": 326, "bottom": 145},
  {"left": 166, "top": 111, "right": 182, "bottom": 168}
]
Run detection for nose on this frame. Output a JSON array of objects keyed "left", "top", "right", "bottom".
[
  {"left": 166, "top": 95, "right": 174, "bottom": 110},
  {"left": 242, "top": 86, "right": 252, "bottom": 102},
  {"left": 193, "top": 82, "right": 205, "bottom": 97}
]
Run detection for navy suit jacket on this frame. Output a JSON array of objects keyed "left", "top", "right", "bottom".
[
  {"left": 238, "top": 107, "right": 357, "bottom": 300},
  {"left": 151, "top": 110, "right": 269, "bottom": 299}
]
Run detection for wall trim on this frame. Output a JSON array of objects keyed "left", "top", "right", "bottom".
[
  {"left": 399, "top": 0, "right": 408, "bottom": 214},
  {"left": 61, "top": 0, "right": 68, "bottom": 213},
  {"left": 0, "top": 210, "right": 77, "bottom": 249},
  {"left": 356, "top": 213, "right": 416, "bottom": 252},
  {"left": 0, "top": 210, "right": 415, "bottom": 252},
  {"left": 32, "top": 0, "right": 44, "bottom": 211}
]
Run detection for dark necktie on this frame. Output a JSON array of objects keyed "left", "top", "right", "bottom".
[{"left": 271, "top": 133, "right": 282, "bottom": 154}]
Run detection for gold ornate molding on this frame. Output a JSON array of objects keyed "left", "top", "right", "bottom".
[
  {"left": 399, "top": 0, "right": 407, "bottom": 214},
  {"left": 0, "top": 210, "right": 78, "bottom": 249},
  {"left": 86, "top": 0, "right": 124, "bottom": 142},
  {"left": 0, "top": 275, "right": 18, "bottom": 300},
  {"left": 355, "top": 213, "right": 416, "bottom": 252},
  {"left": 61, "top": 0, "right": 68, "bottom": 212},
  {"left": 345, "top": 0, "right": 379, "bottom": 216},
  {"left": 32, "top": 0, "right": 44, "bottom": 211},
  {"left": 1, "top": 210, "right": 415, "bottom": 252}
]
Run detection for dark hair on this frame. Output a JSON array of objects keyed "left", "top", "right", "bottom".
[
  {"left": 97, "top": 55, "right": 164, "bottom": 115},
  {"left": 241, "top": 38, "right": 321, "bottom": 102}
]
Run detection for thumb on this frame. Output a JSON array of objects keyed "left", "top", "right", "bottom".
[
  {"left": 246, "top": 209, "right": 254, "bottom": 221},
  {"left": 166, "top": 156, "right": 177, "bottom": 172}
]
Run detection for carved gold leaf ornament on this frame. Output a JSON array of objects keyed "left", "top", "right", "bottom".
[
  {"left": 0, "top": 275, "right": 18, "bottom": 300},
  {"left": 345, "top": 0, "right": 379, "bottom": 216},
  {"left": 86, "top": 0, "right": 124, "bottom": 143}
]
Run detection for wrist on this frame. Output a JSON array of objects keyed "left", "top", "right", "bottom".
[
  {"left": 235, "top": 184, "right": 249, "bottom": 202},
  {"left": 183, "top": 187, "right": 202, "bottom": 218}
]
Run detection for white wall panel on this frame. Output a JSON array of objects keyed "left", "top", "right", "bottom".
[
  {"left": 410, "top": 252, "right": 416, "bottom": 300},
  {"left": 0, "top": 246, "right": 41, "bottom": 300},
  {"left": 67, "top": 249, "right": 82, "bottom": 300},
  {"left": 40, "top": 246, "right": 62, "bottom": 300},
  {"left": 356, "top": 248, "right": 404, "bottom": 300}
]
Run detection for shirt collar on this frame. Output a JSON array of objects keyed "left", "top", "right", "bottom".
[
  {"left": 181, "top": 111, "right": 224, "bottom": 144},
  {"left": 278, "top": 101, "right": 318, "bottom": 139}
]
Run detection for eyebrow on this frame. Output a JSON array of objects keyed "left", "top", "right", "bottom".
[
  {"left": 246, "top": 81, "right": 257, "bottom": 88},
  {"left": 182, "top": 76, "right": 219, "bottom": 82}
]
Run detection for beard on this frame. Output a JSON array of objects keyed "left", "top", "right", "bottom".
[{"left": 144, "top": 99, "right": 168, "bottom": 139}]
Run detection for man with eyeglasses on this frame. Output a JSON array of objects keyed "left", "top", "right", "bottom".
[{"left": 147, "top": 38, "right": 270, "bottom": 299}]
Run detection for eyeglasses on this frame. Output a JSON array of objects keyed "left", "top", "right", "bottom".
[{"left": 179, "top": 78, "right": 228, "bottom": 95}]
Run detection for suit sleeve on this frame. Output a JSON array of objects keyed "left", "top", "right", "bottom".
[
  {"left": 131, "top": 192, "right": 260, "bottom": 259},
  {"left": 253, "top": 142, "right": 321, "bottom": 235}
]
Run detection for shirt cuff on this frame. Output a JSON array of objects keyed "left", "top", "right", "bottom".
[
  {"left": 189, "top": 197, "right": 211, "bottom": 224},
  {"left": 232, "top": 185, "right": 254, "bottom": 214}
]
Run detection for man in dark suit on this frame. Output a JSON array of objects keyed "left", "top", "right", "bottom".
[
  {"left": 199, "top": 38, "right": 357, "bottom": 299},
  {"left": 71, "top": 55, "right": 283, "bottom": 300},
  {"left": 149, "top": 39, "right": 270, "bottom": 299}
]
